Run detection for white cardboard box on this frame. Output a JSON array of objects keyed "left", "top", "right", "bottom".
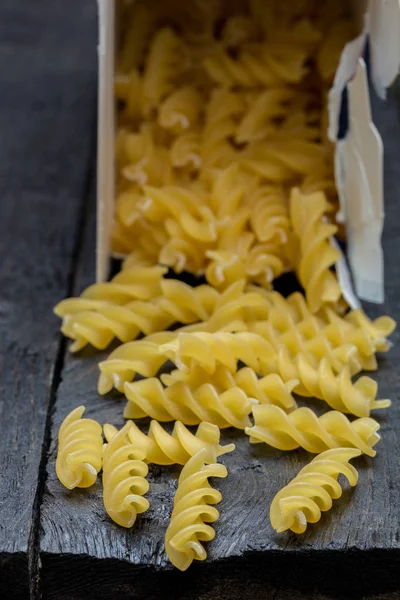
[{"left": 96, "top": 0, "right": 400, "bottom": 306}]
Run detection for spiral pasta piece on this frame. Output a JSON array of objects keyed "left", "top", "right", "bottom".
[
  {"left": 251, "top": 320, "right": 363, "bottom": 376},
  {"left": 142, "top": 28, "right": 188, "bottom": 115},
  {"left": 233, "top": 369, "right": 298, "bottom": 412},
  {"left": 56, "top": 279, "right": 219, "bottom": 352},
  {"left": 55, "top": 265, "right": 167, "bottom": 310},
  {"left": 201, "top": 89, "right": 244, "bottom": 168},
  {"left": 58, "top": 301, "right": 172, "bottom": 352},
  {"left": 286, "top": 312, "right": 388, "bottom": 372},
  {"left": 140, "top": 185, "right": 217, "bottom": 243},
  {"left": 241, "top": 140, "right": 325, "bottom": 183},
  {"left": 341, "top": 309, "right": 396, "bottom": 352},
  {"left": 119, "top": 124, "right": 173, "bottom": 188},
  {"left": 246, "top": 405, "right": 380, "bottom": 457},
  {"left": 203, "top": 44, "right": 307, "bottom": 88},
  {"left": 290, "top": 188, "right": 341, "bottom": 312},
  {"left": 162, "top": 365, "right": 298, "bottom": 412},
  {"left": 105, "top": 420, "right": 235, "bottom": 466},
  {"left": 208, "top": 162, "right": 250, "bottom": 220},
  {"left": 102, "top": 422, "right": 150, "bottom": 528},
  {"left": 114, "top": 187, "right": 144, "bottom": 229},
  {"left": 124, "top": 377, "right": 257, "bottom": 429},
  {"left": 98, "top": 331, "right": 175, "bottom": 394},
  {"left": 170, "top": 132, "right": 202, "bottom": 171},
  {"left": 248, "top": 187, "right": 290, "bottom": 245},
  {"left": 159, "top": 222, "right": 208, "bottom": 274},
  {"left": 206, "top": 236, "right": 285, "bottom": 289},
  {"left": 270, "top": 448, "right": 361, "bottom": 534},
  {"left": 165, "top": 448, "right": 228, "bottom": 571},
  {"left": 236, "top": 88, "right": 297, "bottom": 144},
  {"left": 54, "top": 266, "right": 167, "bottom": 352},
  {"left": 159, "top": 331, "right": 277, "bottom": 375},
  {"left": 56, "top": 406, "right": 103, "bottom": 490},
  {"left": 158, "top": 86, "right": 203, "bottom": 134},
  {"left": 276, "top": 350, "right": 390, "bottom": 418}
]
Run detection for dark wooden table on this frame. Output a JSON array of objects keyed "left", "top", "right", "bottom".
[{"left": 1, "top": 2, "right": 400, "bottom": 599}]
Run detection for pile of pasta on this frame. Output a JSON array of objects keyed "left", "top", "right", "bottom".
[
  {"left": 54, "top": 0, "right": 396, "bottom": 573},
  {"left": 112, "top": 0, "right": 351, "bottom": 297}
]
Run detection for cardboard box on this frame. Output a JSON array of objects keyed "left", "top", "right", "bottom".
[{"left": 96, "top": 0, "right": 400, "bottom": 305}]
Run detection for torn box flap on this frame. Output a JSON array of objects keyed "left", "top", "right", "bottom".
[
  {"left": 341, "top": 58, "right": 384, "bottom": 304},
  {"left": 368, "top": 0, "right": 400, "bottom": 99},
  {"left": 329, "top": 0, "right": 400, "bottom": 140},
  {"left": 328, "top": 0, "right": 368, "bottom": 143}
]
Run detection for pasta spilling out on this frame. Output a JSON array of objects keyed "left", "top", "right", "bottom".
[
  {"left": 270, "top": 448, "right": 361, "bottom": 534},
  {"left": 55, "top": 406, "right": 103, "bottom": 490},
  {"left": 165, "top": 448, "right": 228, "bottom": 571},
  {"left": 54, "top": 0, "right": 397, "bottom": 569},
  {"left": 103, "top": 422, "right": 150, "bottom": 528}
]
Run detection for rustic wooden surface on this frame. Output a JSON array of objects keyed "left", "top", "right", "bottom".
[
  {"left": 0, "top": 1, "right": 97, "bottom": 598},
  {"left": 2, "top": 1, "right": 400, "bottom": 599}
]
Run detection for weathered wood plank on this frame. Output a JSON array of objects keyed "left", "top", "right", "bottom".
[
  {"left": 0, "top": 1, "right": 97, "bottom": 598},
  {"left": 40, "top": 88, "right": 400, "bottom": 600}
]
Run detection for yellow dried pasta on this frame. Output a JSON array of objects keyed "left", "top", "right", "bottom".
[
  {"left": 165, "top": 448, "right": 228, "bottom": 571},
  {"left": 270, "top": 448, "right": 361, "bottom": 534},
  {"left": 104, "top": 420, "right": 235, "bottom": 466},
  {"left": 142, "top": 28, "right": 189, "bottom": 116},
  {"left": 290, "top": 188, "right": 342, "bottom": 312},
  {"left": 158, "top": 86, "right": 203, "bottom": 134},
  {"left": 275, "top": 350, "right": 390, "bottom": 418},
  {"left": 102, "top": 421, "right": 150, "bottom": 528},
  {"left": 246, "top": 405, "right": 380, "bottom": 457},
  {"left": 123, "top": 377, "right": 257, "bottom": 429},
  {"left": 162, "top": 365, "right": 299, "bottom": 412},
  {"left": 159, "top": 331, "right": 277, "bottom": 375},
  {"left": 56, "top": 406, "right": 103, "bottom": 490}
]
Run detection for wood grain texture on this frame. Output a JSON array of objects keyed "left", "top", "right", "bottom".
[
  {"left": 39, "top": 87, "right": 400, "bottom": 599},
  {"left": 0, "top": 1, "right": 97, "bottom": 598}
]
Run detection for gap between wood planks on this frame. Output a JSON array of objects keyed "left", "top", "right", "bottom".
[{"left": 28, "top": 143, "right": 97, "bottom": 600}]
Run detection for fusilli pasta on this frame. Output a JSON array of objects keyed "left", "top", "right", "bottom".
[
  {"left": 159, "top": 331, "right": 276, "bottom": 375},
  {"left": 162, "top": 364, "right": 298, "bottom": 412},
  {"left": 123, "top": 378, "right": 257, "bottom": 429},
  {"left": 246, "top": 405, "right": 380, "bottom": 456},
  {"left": 270, "top": 448, "right": 361, "bottom": 534},
  {"left": 276, "top": 350, "right": 390, "bottom": 418},
  {"left": 102, "top": 421, "right": 150, "bottom": 528},
  {"left": 142, "top": 28, "right": 189, "bottom": 116},
  {"left": 104, "top": 420, "right": 235, "bottom": 465},
  {"left": 56, "top": 406, "right": 103, "bottom": 490},
  {"left": 165, "top": 448, "right": 227, "bottom": 570},
  {"left": 290, "top": 188, "right": 342, "bottom": 312}
]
